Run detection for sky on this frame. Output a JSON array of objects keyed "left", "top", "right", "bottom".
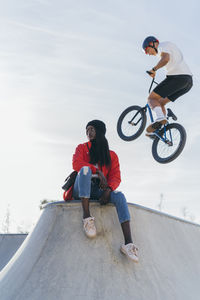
[{"left": 0, "top": 0, "right": 199, "bottom": 232}]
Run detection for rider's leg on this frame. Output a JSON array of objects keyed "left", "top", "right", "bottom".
[
  {"left": 148, "top": 91, "right": 162, "bottom": 109},
  {"left": 146, "top": 92, "right": 168, "bottom": 134},
  {"left": 158, "top": 97, "right": 171, "bottom": 115},
  {"left": 148, "top": 91, "right": 166, "bottom": 120}
]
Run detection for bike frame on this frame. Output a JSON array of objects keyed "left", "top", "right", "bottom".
[
  {"left": 144, "top": 103, "right": 172, "bottom": 145},
  {"left": 146, "top": 103, "right": 154, "bottom": 123},
  {"left": 144, "top": 76, "right": 173, "bottom": 146}
]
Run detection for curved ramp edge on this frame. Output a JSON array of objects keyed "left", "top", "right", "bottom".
[{"left": 0, "top": 201, "right": 200, "bottom": 300}]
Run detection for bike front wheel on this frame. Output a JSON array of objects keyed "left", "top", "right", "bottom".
[
  {"left": 117, "top": 105, "right": 147, "bottom": 141},
  {"left": 152, "top": 123, "right": 187, "bottom": 164}
]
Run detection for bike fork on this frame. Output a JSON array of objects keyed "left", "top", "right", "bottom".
[{"left": 129, "top": 107, "right": 146, "bottom": 125}]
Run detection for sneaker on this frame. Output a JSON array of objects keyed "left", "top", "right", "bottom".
[
  {"left": 120, "top": 243, "right": 139, "bottom": 263},
  {"left": 154, "top": 117, "right": 167, "bottom": 124},
  {"left": 83, "top": 216, "right": 96, "bottom": 238},
  {"left": 146, "top": 117, "right": 167, "bottom": 133}
]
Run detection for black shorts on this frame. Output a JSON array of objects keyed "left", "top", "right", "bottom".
[{"left": 153, "top": 75, "right": 193, "bottom": 102}]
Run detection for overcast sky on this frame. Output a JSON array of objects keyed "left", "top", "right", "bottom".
[{"left": 0, "top": 0, "right": 199, "bottom": 232}]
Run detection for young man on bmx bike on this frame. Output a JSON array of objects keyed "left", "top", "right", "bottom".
[{"left": 142, "top": 36, "right": 193, "bottom": 136}]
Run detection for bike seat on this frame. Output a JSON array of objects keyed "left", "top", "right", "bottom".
[{"left": 167, "top": 108, "right": 177, "bottom": 121}]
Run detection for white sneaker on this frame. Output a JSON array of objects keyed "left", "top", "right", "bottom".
[
  {"left": 146, "top": 117, "right": 167, "bottom": 133},
  {"left": 145, "top": 132, "right": 156, "bottom": 139},
  {"left": 120, "top": 243, "right": 139, "bottom": 263},
  {"left": 154, "top": 117, "right": 167, "bottom": 124},
  {"left": 83, "top": 217, "right": 96, "bottom": 238}
]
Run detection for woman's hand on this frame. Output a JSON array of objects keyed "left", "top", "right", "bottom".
[
  {"left": 96, "top": 170, "right": 108, "bottom": 190},
  {"left": 99, "top": 188, "right": 112, "bottom": 205}
]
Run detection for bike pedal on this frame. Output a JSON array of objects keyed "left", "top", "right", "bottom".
[
  {"left": 167, "top": 108, "right": 177, "bottom": 121},
  {"left": 146, "top": 134, "right": 156, "bottom": 140}
]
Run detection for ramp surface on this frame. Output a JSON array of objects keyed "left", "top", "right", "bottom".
[
  {"left": 0, "top": 234, "right": 27, "bottom": 271},
  {"left": 0, "top": 201, "right": 200, "bottom": 300}
]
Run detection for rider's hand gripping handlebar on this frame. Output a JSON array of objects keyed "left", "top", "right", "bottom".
[{"left": 146, "top": 71, "right": 159, "bottom": 93}]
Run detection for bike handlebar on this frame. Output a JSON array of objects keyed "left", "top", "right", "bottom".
[
  {"left": 146, "top": 71, "right": 158, "bottom": 94},
  {"left": 146, "top": 70, "right": 154, "bottom": 76}
]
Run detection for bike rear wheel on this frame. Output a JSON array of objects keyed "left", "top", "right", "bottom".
[
  {"left": 152, "top": 123, "right": 186, "bottom": 164},
  {"left": 117, "top": 105, "right": 147, "bottom": 141}
]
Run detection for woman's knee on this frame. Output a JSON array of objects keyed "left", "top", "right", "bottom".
[
  {"left": 111, "top": 191, "right": 130, "bottom": 223},
  {"left": 79, "top": 166, "right": 92, "bottom": 177},
  {"left": 111, "top": 191, "right": 126, "bottom": 205}
]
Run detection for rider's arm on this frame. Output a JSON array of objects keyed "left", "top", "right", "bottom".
[{"left": 152, "top": 52, "right": 170, "bottom": 71}]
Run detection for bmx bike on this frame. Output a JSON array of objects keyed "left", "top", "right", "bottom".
[{"left": 117, "top": 74, "right": 187, "bottom": 164}]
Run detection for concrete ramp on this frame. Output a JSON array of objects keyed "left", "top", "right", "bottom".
[
  {"left": 0, "top": 234, "right": 27, "bottom": 271},
  {"left": 0, "top": 201, "right": 200, "bottom": 300}
]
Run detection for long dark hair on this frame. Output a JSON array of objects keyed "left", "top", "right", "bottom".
[{"left": 89, "top": 132, "right": 111, "bottom": 167}]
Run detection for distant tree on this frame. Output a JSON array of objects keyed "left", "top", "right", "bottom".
[
  {"left": 189, "top": 214, "right": 195, "bottom": 222},
  {"left": 17, "top": 224, "right": 29, "bottom": 234},
  {"left": 39, "top": 199, "right": 57, "bottom": 210},
  {"left": 182, "top": 206, "right": 189, "bottom": 219},
  {"left": 181, "top": 207, "right": 196, "bottom": 222},
  {"left": 158, "top": 193, "right": 164, "bottom": 212},
  {"left": 1, "top": 205, "right": 11, "bottom": 233}
]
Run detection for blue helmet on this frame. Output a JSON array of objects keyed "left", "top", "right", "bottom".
[{"left": 142, "top": 36, "right": 159, "bottom": 53}]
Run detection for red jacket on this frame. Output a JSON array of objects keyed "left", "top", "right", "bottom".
[{"left": 63, "top": 141, "right": 121, "bottom": 201}]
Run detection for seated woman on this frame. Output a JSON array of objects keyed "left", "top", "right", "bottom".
[{"left": 64, "top": 119, "right": 138, "bottom": 263}]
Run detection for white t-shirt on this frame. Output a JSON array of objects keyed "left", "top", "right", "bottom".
[{"left": 157, "top": 42, "right": 192, "bottom": 76}]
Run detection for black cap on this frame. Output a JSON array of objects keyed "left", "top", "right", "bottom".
[{"left": 86, "top": 120, "right": 106, "bottom": 135}]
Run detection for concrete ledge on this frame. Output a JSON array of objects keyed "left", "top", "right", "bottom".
[{"left": 44, "top": 200, "right": 200, "bottom": 228}]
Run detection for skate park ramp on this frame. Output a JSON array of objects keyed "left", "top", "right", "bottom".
[
  {"left": 0, "top": 201, "right": 200, "bottom": 300},
  {"left": 0, "top": 234, "right": 27, "bottom": 271}
]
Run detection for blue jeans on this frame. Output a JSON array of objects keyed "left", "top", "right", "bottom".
[{"left": 73, "top": 166, "right": 130, "bottom": 224}]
